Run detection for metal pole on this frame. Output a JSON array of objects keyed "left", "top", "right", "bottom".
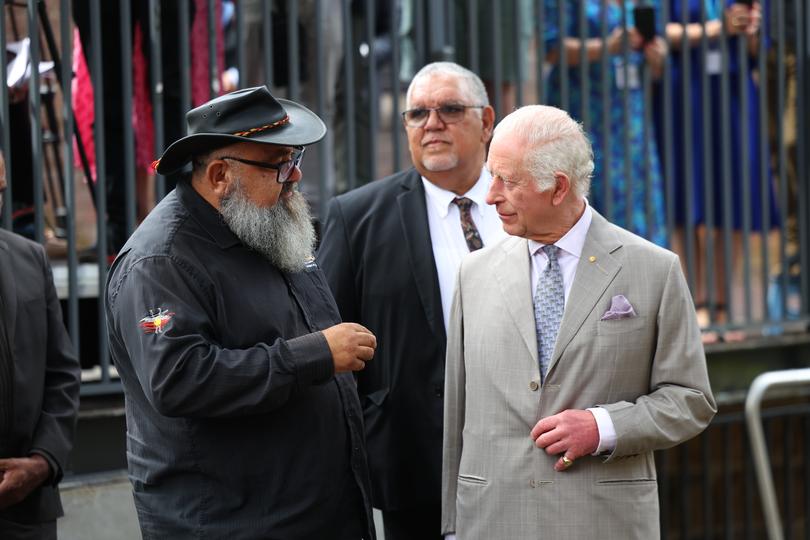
[{"left": 745, "top": 368, "right": 810, "bottom": 540}]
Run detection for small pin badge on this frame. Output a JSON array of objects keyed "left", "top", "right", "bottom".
[{"left": 588, "top": 256, "right": 597, "bottom": 263}]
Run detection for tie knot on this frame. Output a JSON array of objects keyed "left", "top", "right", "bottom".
[
  {"left": 453, "top": 197, "right": 474, "bottom": 212},
  {"left": 542, "top": 244, "right": 559, "bottom": 262}
]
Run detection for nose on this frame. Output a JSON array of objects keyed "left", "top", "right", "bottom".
[
  {"left": 485, "top": 178, "right": 502, "bottom": 205},
  {"left": 287, "top": 164, "right": 303, "bottom": 184},
  {"left": 423, "top": 108, "right": 445, "bottom": 130}
]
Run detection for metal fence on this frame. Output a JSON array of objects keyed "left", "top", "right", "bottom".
[{"left": 0, "top": 1, "right": 808, "bottom": 389}]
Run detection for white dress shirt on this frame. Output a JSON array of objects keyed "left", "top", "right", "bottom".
[
  {"left": 422, "top": 167, "right": 506, "bottom": 331},
  {"left": 527, "top": 203, "right": 617, "bottom": 455}
]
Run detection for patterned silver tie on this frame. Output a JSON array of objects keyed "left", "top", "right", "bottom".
[{"left": 534, "top": 245, "right": 564, "bottom": 381}]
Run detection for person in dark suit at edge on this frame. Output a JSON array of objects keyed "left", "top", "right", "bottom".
[
  {"left": 0, "top": 148, "right": 82, "bottom": 539},
  {"left": 318, "top": 61, "right": 504, "bottom": 540}
]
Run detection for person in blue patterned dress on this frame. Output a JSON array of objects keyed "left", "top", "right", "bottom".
[{"left": 544, "top": 0, "right": 669, "bottom": 247}]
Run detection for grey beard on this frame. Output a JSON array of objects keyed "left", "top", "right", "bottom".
[{"left": 220, "top": 180, "right": 316, "bottom": 273}]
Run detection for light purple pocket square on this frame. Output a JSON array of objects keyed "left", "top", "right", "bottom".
[{"left": 601, "top": 294, "right": 637, "bottom": 320}]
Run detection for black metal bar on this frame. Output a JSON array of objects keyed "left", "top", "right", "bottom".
[
  {"left": 776, "top": 0, "right": 789, "bottom": 320},
  {"left": 535, "top": 0, "right": 544, "bottom": 104},
  {"left": 797, "top": 0, "right": 809, "bottom": 318},
  {"left": 661, "top": 0, "right": 674, "bottom": 245},
  {"left": 620, "top": 4, "right": 631, "bottom": 231},
  {"left": 60, "top": 0, "right": 79, "bottom": 351},
  {"left": 719, "top": 14, "right": 733, "bottom": 330},
  {"left": 744, "top": 425, "right": 754, "bottom": 540},
  {"left": 89, "top": 0, "right": 110, "bottom": 384},
  {"left": 365, "top": 0, "right": 377, "bottom": 181},
  {"left": 341, "top": 0, "right": 356, "bottom": 190},
  {"left": 179, "top": 0, "right": 191, "bottom": 133},
  {"left": 287, "top": 0, "right": 300, "bottom": 101},
  {"left": 557, "top": 0, "right": 568, "bottom": 113},
  {"left": 680, "top": 443, "right": 690, "bottom": 536},
  {"left": 578, "top": 0, "right": 588, "bottom": 131},
  {"left": 599, "top": 1, "right": 611, "bottom": 220},
  {"left": 262, "top": 1, "right": 273, "bottom": 88},
  {"left": 724, "top": 424, "right": 733, "bottom": 540},
  {"left": 658, "top": 450, "right": 670, "bottom": 539},
  {"left": 120, "top": 0, "right": 135, "bottom": 237},
  {"left": 314, "top": 0, "right": 327, "bottom": 216},
  {"left": 27, "top": 0, "right": 44, "bottom": 244},
  {"left": 700, "top": 2, "right": 717, "bottom": 322},
  {"left": 150, "top": 0, "right": 166, "bottom": 200},
  {"left": 784, "top": 417, "right": 793, "bottom": 539},
  {"left": 0, "top": 0, "right": 9, "bottom": 230},
  {"left": 681, "top": 0, "right": 696, "bottom": 295},
  {"left": 758, "top": 3, "right": 770, "bottom": 325},
  {"left": 207, "top": 0, "right": 217, "bottom": 100},
  {"left": 702, "top": 429, "right": 713, "bottom": 538},
  {"left": 466, "top": 1, "right": 477, "bottom": 73},
  {"left": 390, "top": 0, "right": 401, "bottom": 173},
  {"left": 491, "top": 2, "right": 502, "bottom": 119},
  {"left": 236, "top": 0, "right": 245, "bottom": 89},
  {"left": 513, "top": 0, "right": 523, "bottom": 108},
  {"left": 738, "top": 31, "right": 752, "bottom": 322}
]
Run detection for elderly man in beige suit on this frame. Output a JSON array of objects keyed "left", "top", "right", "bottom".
[{"left": 441, "top": 105, "right": 717, "bottom": 539}]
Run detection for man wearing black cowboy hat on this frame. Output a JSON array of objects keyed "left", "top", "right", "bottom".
[{"left": 105, "top": 86, "right": 377, "bottom": 539}]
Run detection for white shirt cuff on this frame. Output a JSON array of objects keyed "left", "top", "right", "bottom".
[
  {"left": 445, "top": 535, "right": 457, "bottom": 540},
  {"left": 587, "top": 407, "right": 617, "bottom": 455}
]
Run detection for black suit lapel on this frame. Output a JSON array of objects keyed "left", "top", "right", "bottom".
[
  {"left": 396, "top": 171, "right": 446, "bottom": 344},
  {"left": 0, "top": 238, "right": 17, "bottom": 348}
]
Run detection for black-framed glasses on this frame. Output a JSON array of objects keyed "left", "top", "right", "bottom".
[
  {"left": 401, "top": 104, "right": 486, "bottom": 128},
  {"left": 218, "top": 146, "right": 305, "bottom": 183}
]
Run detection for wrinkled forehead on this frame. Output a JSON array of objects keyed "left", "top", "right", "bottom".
[{"left": 406, "top": 73, "right": 470, "bottom": 108}]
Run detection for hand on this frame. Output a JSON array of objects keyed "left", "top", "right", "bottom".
[
  {"left": 724, "top": 3, "right": 751, "bottom": 36},
  {"left": 745, "top": 2, "right": 762, "bottom": 36},
  {"left": 530, "top": 409, "right": 599, "bottom": 472},
  {"left": 322, "top": 322, "right": 377, "bottom": 373},
  {"left": 0, "top": 455, "right": 51, "bottom": 509},
  {"left": 606, "top": 26, "right": 627, "bottom": 55},
  {"left": 644, "top": 36, "right": 668, "bottom": 78}
]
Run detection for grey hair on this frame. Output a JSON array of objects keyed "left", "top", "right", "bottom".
[
  {"left": 493, "top": 105, "right": 593, "bottom": 198},
  {"left": 406, "top": 61, "right": 490, "bottom": 110}
]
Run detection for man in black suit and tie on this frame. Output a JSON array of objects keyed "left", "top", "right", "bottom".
[
  {"left": 0, "top": 150, "right": 82, "bottom": 539},
  {"left": 318, "top": 61, "right": 503, "bottom": 539}
]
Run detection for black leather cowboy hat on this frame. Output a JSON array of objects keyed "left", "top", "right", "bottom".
[{"left": 154, "top": 86, "right": 326, "bottom": 175}]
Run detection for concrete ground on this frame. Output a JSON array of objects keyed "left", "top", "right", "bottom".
[{"left": 58, "top": 472, "right": 386, "bottom": 540}]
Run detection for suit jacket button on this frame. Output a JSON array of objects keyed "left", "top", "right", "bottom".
[
  {"left": 529, "top": 381, "right": 539, "bottom": 391},
  {"left": 434, "top": 385, "right": 443, "bottom": 398}
]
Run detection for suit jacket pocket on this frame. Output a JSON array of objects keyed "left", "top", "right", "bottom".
[
  {"left": 457, "top": 474, "right": 488, "bottom": 486},
  {"left": 363, "top": 387, "right": 389, "bottom": 408},
  {"left": 596, "top": 315, "right": 647, "bottom": 336},
  {"left": 595, "top": 478, "right": 657, "bottom": 485}
]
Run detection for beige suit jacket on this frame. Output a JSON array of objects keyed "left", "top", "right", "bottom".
[{"left": 442, "top": 210, "right": 716, "bottom": 539}]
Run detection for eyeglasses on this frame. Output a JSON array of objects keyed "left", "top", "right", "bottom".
[
  {"left": 401, "top": 104, "right": 486, "bottom": 128},
  {"left": 218, "top": 146, "right": 305, "bottom": 183}
]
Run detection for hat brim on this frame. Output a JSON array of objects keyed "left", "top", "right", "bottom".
[{"left": 155, "top": 99, "right": 327, "bottom": 175}]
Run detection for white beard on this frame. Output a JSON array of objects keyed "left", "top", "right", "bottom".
[{"left": 220, "top": 179, "right": 316, "bottom": 273}]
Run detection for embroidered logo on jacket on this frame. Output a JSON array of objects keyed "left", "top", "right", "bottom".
[{"left": 139, "top": 308, "right": 174, "bottom": 334}]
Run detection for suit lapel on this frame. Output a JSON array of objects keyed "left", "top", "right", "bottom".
[
  {"left": 396, "top": 171, "right": 446, "bottom": 343},
  {"left": 493, "top": 237, "right": 538, "bottom": 365},
  {"left": 548, "top": 211, "right": 622, "bottom": 371},
  {"left": 0, "top": 238, "right": 18, "bottom": 349}
]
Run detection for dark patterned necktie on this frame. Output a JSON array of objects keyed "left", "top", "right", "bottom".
[
  {"left": 0, "top": 287, "right": 13, "bottom": 443},
  {"left": 453, "top": 197, "right": 484, "bottom": 252}
]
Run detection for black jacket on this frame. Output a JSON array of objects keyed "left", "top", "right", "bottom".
[
  {"left": 318, "top": 169, "right": 447, "bottom": 511},
  {"left": 0, "top": 229, "right": 80, "bottom": 525},
  {"left": 105, "top": 181, "right": 375, "bottom": 540}
]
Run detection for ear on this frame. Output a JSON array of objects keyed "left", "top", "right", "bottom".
[
  {"left": 551, "top": 172, "right": 571, "bottom": 206},
  {"left": 481, "top": 105, "right": 496, "bottom": 144},
  {"left": 205, "top": 158, "right": 232, "bottom": 201},
  {"left": 191, "top": 157, "right": 232, "bottom": 210}
]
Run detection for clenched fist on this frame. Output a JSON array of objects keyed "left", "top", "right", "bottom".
[{"left": 322, "top": 322, "right": 377, "bottom": 373}]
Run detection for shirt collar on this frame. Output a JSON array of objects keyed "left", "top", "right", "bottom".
[
  {"left": 176, "top": 180, "right": 242, "bottom": 249},
  {"left": 421, "top": 166, "right": 492, "bottom": 219},
  {"left": 528, "top": 200, "right": 593, "bottom": 259}
]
